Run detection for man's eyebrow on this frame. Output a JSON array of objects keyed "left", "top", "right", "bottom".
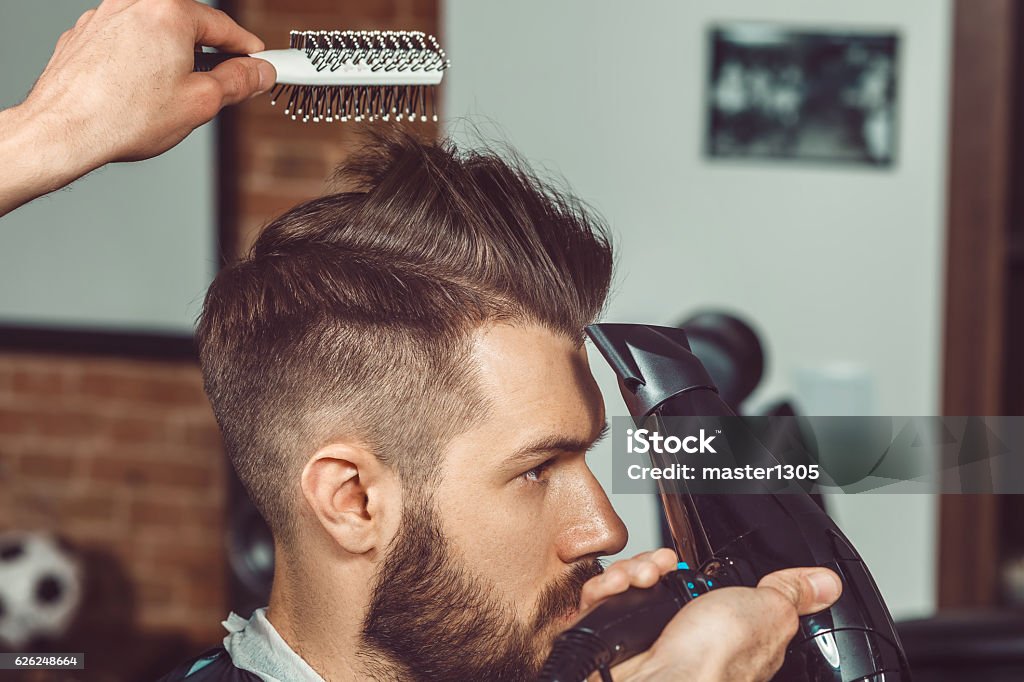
[{"left": 506, "top": 421, "right": 609, "bottom": 464}]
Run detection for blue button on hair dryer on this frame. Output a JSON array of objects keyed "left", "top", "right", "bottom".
[{"left": 537, "top": 323, "right": 911, "bottom": 682}]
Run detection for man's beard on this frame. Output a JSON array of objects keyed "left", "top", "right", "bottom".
[{"left": 358, "top": 497, "right": 603, "bottom": 681}]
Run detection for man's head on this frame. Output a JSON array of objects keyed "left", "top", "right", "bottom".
[{"left": 196, "top": 133, "right": 627, "bottom": 680}]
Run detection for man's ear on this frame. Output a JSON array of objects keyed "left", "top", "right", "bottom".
[{"left": 300, "top": 442, "right": 392, "bottom": 554}]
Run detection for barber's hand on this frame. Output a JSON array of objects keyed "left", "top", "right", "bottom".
[
  {"left": 579, "top": 548, "right": 680, "bottom": 613},
  {"left": 611, "top": 566, "right": 843, "bottom": 682},
  {"left": 29, "top": 0, "right": 274, "bottom": 162},
  {"left": 1, "top": 0, "right": 275, "bottom": 216}
]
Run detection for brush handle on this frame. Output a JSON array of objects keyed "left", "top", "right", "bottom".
[
  {"left": 193, "top": 51, "right": 247, "bottom": 72},
  {"left": 194, "top": 48, "right": 444, "bottom": 86}
]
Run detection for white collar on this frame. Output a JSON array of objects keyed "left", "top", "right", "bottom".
[{"left": 222, "top": 608, "right": 326, "bottom": 682}]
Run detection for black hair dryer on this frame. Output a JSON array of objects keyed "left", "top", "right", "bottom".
[{"left": 538, "top": 323, "right": 911, "bottom": 682}]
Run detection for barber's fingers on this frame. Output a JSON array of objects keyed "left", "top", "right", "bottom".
[
  {"left": 53, "top": 29, "right": 73, "bottom": 54},
  {"left": 52, "top": 8, "right": 97, "bottom": 55},
  {"left": 633, "top": 568, "right": 841, "bottom": 681},
  {"left": 209, "top": 57, "right": 276, "bottom": 104},
  {"left": 578, "top": 548, "right": 678, "bottom": 612},
  {"left": 183, "top": 57, "right": 275, "bottom": 123},
  {"left": 596, "top": 548, "right": 677, "bottom": 589},
  {"left": 757, "top": 567, "right": 842, "bottom": 616},
  {"left": 187, "top": 1, "right": 265, "bottom": 54},
  {"left": 632, "top": 547, "right": 681, "bottom": 572},
  {"left": 651, "top": 547, "right": 680, "bottom": 572},
  {"left": 623, "top": 547, "right": 678, "bottom": 578},
  {"left": 74, "top": 8, "right": 98, "bottom": 29},
  {"left": 93, "top": 0, "right": 263, "bottom": 54}
]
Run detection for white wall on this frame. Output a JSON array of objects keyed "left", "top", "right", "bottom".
[
  {"left": 0, "top": 2, "right": 216, "bottom": 335},
  {"left": 444, "top": 0, "right": 951, "bottom": 619}
]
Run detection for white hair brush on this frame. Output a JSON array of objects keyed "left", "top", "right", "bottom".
[{"left": 194, "top": 30, "right": 449, "bottom": 123}]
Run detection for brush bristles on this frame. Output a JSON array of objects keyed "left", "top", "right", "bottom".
[
  {"left": 269, "top": 29, "right": 447, "bottom": 123},
  {"left": 289, "top": 29, "right": 449, "bottom": 74},
  {"left": 270, "top": 83, "right": 438, "bottom": 124}
]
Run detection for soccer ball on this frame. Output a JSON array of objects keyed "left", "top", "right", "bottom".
[{"left": 0, "top": 531, "right": 82, "bottom": 649}]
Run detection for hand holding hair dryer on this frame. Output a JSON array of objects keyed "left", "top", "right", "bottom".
[{"left": 538, "top": 323, "right": 911, "bottom": 682}]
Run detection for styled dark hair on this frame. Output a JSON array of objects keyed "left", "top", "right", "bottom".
[{"left": 196, "top": 132, "right": 613, "bottom": 541}]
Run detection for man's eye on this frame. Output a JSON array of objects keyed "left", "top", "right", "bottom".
[{"left": 523, "top": 459, "right": 555, "bottom": 483}]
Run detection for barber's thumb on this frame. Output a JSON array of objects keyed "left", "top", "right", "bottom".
[
  {"left": 758, "top": 567, "right": 843, "bottom": 615},
  {"left": 209, "top": 57, "right": 277, "bottom": 106}
]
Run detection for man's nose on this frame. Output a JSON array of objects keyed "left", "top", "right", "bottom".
[{"left": 557, "top": 468, "right": 628, "bottom": 563}]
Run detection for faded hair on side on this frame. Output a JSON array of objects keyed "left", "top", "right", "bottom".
[{"left": 196, "top": 132, "right": 613, "bottom": 541}]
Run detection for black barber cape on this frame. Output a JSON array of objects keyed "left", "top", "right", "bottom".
[{"left": 157, "top": 647, "right": 259, "bottom": 681}]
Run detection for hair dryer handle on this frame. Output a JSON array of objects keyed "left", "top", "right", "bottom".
[{"left": 537, "top": 567, "right": 729, "bottom": 682}]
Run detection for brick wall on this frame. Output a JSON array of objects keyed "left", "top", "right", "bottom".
[
  {"left": 0, "top": 0, "right": 439, "bottom": 676},
  {"left": 0, "top": 354, "right": 225, "bottom": 644}
]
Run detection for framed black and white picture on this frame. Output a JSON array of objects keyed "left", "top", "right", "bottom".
[{"left": 706, "top": 24, "right": 900, "bottom": 166}]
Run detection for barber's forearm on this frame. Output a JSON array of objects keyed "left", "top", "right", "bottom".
[
  {"left": 0, "top": 101, "right": 104, "bottom": 217},
  {"left": 0, "top": 0, "right": 273, "bottom": 219}
]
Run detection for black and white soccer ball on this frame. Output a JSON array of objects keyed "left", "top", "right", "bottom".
[{"left": 0, "top": 531, "right": 82, "bottom": 649}]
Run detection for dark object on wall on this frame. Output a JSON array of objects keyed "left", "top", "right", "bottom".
[
  {"left": 227, "top": 470, "right": 274, "bottom": 618},
  {"left": 677, "top": 311, "right": 764, "bottom": 411},
  {"left": 897, "top": 610, "right": 1024, "bottom": 681},
  {"left": 706, "top": 24, "right": 900, "bottom": 166}
]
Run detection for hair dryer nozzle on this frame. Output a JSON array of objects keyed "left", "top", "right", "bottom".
[{"left": 585, "top": 323, "right": 719, "bottom": 420}]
